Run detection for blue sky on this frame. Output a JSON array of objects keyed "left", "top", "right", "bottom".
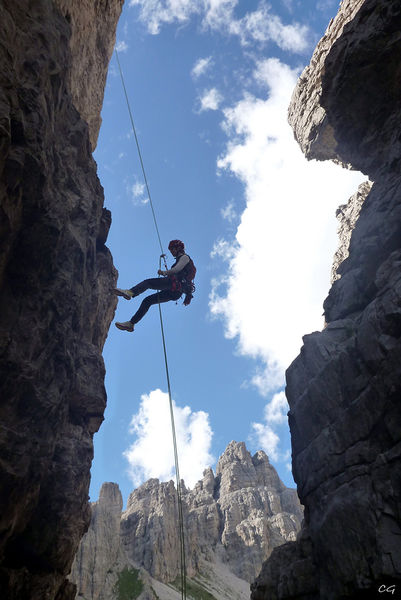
[{"left": 90, "top": 0, "right": 365, "bottom": 506}]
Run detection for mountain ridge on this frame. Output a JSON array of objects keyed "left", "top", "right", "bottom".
[{"left": 70, "top": 441, "right": 303, "bottom": 600}]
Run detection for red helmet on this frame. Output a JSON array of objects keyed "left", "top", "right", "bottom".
[{"left": 168, "top": 239, "right": 185, "bottom": 253}]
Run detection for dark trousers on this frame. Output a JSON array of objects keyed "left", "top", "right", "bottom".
[{"left": 129, "top": 278, "right": 182, "bottom": 324}]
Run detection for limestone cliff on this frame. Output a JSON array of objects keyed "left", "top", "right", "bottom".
[
  {"left": 330, "top": 180, "right": 372, "bottom": 284},
  {"left": 252, "top": 1, "right": 401, "bottom": 598},
  {"left": 70, "top": 484, "right": 124, "bottom": 600},
  {"left": 0, "top": 1, "right": 122, "bottom": 598},
  {"left": 70, "top": 442, "right": 303, "bottom": 600}
]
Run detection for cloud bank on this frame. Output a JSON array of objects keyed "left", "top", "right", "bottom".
[
  {"left": 209, "top": 58, "right": 366, "bottom": 394},
  {"left": 130, "top": 0, "right": 310, "bottom": 53},
  {"left": 192, "top": 56, "right": 213, "bottom": 79},
  {"left": 199, "top": 88, "right": 223, "bottom": 112},
  {"left": 250, "top": 391, "right": 289, "bottom": 461},
  {"left": 124, "top": 389, "right": 214, "bottom": 488}
]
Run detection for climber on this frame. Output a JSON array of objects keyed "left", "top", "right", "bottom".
[{"left": 114, "top": 239, "right": 196, "bottom": 332}]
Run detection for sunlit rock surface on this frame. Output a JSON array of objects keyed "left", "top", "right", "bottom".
[
  {"left": 0, "top": 1, "right": 122, "bottom": 598},
  {"left": 287, "top": 0, "right": 365, "bottom": 167},
  {"left": 70, "top": 442, "right": 303, "bottom": 600},
  {"left": 70, "top": 484, "right": 124, "bottom": 600},
  {"left": 252, "top": 1, "right": 401, "bottom": 598},
  {"left": 330, "top": 180, "right": 372, "bottom": 284}
]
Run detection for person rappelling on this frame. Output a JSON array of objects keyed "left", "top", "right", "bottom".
[{"left": 114, "top": 239, "right": 196, "bottom": 332}]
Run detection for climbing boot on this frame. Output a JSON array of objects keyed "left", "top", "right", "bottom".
[
  {"left": 115, "top": 321, "right": 135, "bottom": 332},
  {"left": 114, "top": 288, "right": 134, "bottom": 300}
]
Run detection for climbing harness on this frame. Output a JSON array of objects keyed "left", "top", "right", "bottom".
[{"left": 115, "top": 49, "right": 187, "bottom": 600}]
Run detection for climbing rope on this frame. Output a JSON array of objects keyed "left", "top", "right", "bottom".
[
  {"left": 115, "top": 49, "right": 187, "bottom": 600},
  {"left": 158, "top": 257, "right": 187, "bottom": 600},
  {"left": 115, "top": 49, "right": 167, "bottom": 270}
]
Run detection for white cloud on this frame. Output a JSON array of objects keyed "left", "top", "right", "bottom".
[
  {"left": 132, "top": 181, "right": 146, "bottom": 197},
  {"left": 250, "top": 421, "right": 280, "bottom": 461},
  {"left": 263, "top": 391, "right": 288, "bottom": 424},
  {"left": 221, "top": 200, "right": 237, "bottom": 223},
  {"left": 210, "top": 238, "right": 237, "bottom": 261},
  {"left": 129, "top": 0, "right": 202, "bottom": 34},
  {"left": 115, "top": 40, "right": 129, "bottom": 53},
  {"left": 130, "top": 0, "right": 309, "bottom": 54},
  {"left": 128, "top": 181, "right": 148, "bottom": 205},
  {"left": 191, "top": 56, "right": 213, "bottom": 79},
  {"left": 124, "top": 389, "right": 214, "bottom": 488},
  {"left": 209, "top": 57, "right": 366, "bottom": 393},
  {"left": 202, "top": 0, "right": 237, "bottom": 31},
  {"left": 250, "top": 392, "right": 289, "bottom": 460},
  {"left": 199, "top": 88, "right": 223, "bottom": 112},
  {"left": 238, "top": 4, "right": 309, "bottom": 52}
]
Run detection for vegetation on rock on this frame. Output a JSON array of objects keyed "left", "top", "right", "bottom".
[
  {"left": 171, "top": 577, "right": 218, "bottom": 600},
  {"left": 114, "top": 567, "right": 143, "bottom": 600}
]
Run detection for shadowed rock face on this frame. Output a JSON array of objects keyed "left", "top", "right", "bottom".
[
  {"left": 0, "top": 1, "right": 122, "bottom": 598},
  {"left": 252, "top": 1, "right": 401, "bottom": 598}
]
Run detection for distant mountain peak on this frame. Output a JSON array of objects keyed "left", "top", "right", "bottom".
[{"left": 70, "top": 441, "right": 303, "bottom": 600}]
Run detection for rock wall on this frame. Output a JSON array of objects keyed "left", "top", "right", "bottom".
[
  {"left": 71, "top": 442, "right": 303, "bottom": 600},
  {"left": 54, "top": 0, "right": 124, "bottom": 150},
  {"left": 122, "top": 441, "right": 302, "bottom": 584},
  {"left": 252, "top": 1, "right": 401, "bottom": 598},
  {"left": 287, "top": 0, "right": 365, "bottom": 167},
  {"left": 330, "top": 180, "right": 372, "bottom": 284},
  {"left": 70, "top": 484, "right": 124, "bottom": 600},
  {"left": 0, "top": 1, "right": 122, "bottom": 598}
]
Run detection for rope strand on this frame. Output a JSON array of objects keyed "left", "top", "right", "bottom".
[
  {"left": 116, "top": 49, "right": 186, "bottom": 599},
  {"left": 157, "top": 279, "right": 187, "bottom": 599},
  {"left": 115, "top": 49, "right": 167, "bottom": 270}
]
